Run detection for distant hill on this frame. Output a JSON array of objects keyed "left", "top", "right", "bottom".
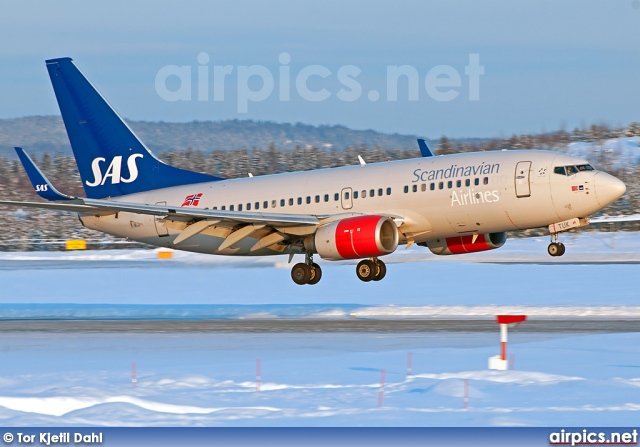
[{"left": 0, "top": 116, "right": 455, "bottom": 158}]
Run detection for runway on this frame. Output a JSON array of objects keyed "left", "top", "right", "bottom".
[{"left": 0, "top": 319, "right": 639, "bottom": 333}]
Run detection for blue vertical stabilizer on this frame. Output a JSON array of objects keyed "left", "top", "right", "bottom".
[{"left": 46, "top": 57, "right": 223, "bottom": 199}]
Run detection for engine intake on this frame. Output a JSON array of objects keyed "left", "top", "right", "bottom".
[
  {"left": 426, "top": 232, "right": 507, "bottom": 256},
  {"left": 305, "top": 215, "right": 399, "bottom": 261}
]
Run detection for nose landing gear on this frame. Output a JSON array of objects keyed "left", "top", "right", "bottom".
[
  {"left": 547, "top": 233, "right": 566, "bottom": 257},
  {"left": 291, "top": 253, "right": 323, "bottom": 285},
  {"left": 356, "top": 258, "right": 387, "bottom": 282}
]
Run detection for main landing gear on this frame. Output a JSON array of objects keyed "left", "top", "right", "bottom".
[
  {"left": 547, "top": 233, "right": 566, "bottom": 257},
  {"left": 291, "top": 253, "right": 322, "bottom": 285},
  {"left": 356, "top": 258, "right": 387, "bottom": 282}
]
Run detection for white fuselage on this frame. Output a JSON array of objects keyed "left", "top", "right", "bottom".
[{"left": 78, "top": 150, "right": 623, "bottom": 258}]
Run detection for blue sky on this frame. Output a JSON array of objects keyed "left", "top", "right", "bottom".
[{"left": 1, "top": 0, "right": 639, "bottom": 138}]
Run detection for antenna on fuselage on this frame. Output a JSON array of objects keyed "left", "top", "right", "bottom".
[{"left": 358, "top": 155, "right": 366, "bottom": 166}]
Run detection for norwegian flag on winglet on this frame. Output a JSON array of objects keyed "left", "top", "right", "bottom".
[{"left": 181, "top": 193, "right": 203, "bottom": 207}]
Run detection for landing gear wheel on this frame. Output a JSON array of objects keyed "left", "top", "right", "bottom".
[
  {"left": 356, "top": 260, "right": 377, "bottom": 282},
  {"left": 548, "top": 242, "right": 562, "bottom": 257},
  {"left": 291, "top": 262, "right": 312, "bottom": 285},
  {"left": 372, "top": 260, "right": 386, "bottom": 281},
  {"left": 308, "top": 263, "right": 322, "bottom": 285}
]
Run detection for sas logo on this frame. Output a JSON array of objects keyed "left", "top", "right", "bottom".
[
  {"left": 85, "top": 154, "right": 144, "bottom": 187},
  {"left": 181, "top": 193, "right": 203, "bottom": 207},
  {"left": 35, "top": 184, "right": 49, "bottom": 192}
]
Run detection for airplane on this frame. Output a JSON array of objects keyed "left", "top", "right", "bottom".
[{"left": 0, "top": 57, "right": 627, "bottom": 285}]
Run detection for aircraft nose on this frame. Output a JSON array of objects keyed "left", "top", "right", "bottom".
[{"left": 594, "top": 172, "right": 626, "bottom": 207}]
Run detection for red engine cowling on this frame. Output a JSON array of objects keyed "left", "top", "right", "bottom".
[
  {"left": 426, "top": 232, "right": 507, "bottom": 256},
  {"left": 305, "top": 215, "right": 399, "bottom": 261}
]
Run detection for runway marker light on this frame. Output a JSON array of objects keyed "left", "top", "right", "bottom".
[
  {"left": 65, "top": 239, "right": 86, "bottom": 250},
  {"left": 157, "top": 250, "right": 173, "bottom": 259},
  {"left": 488, "top": 315, "right": 527, "bottom": 371}
]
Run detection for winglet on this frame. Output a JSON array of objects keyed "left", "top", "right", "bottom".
[
  {"left": 15, "top": 147, "right": 76, "bottom": 201},
  {"left": 417, "top": 139, "right": 434, "bottom": 157}
]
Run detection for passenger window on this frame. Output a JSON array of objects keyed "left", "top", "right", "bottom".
[
  {"left": 553, "top": 166, "right": 566, "bottom": 176},
  {"left": 378, "top": 188, "right": 383, "bottom": 196},
  {"left": 430, "top": 183, "right": 435, "bottom": 191},
  {"left": 315, "top": 195, "right": 320, "bottom": 203},
  {"left": 255, "top": 202, "right": 260, "bottom": 210},
  {"left": 404, "top": 186, "right": 409, "bottom": 193},
  {"left": 474, "top": 178, "right": 480, "bottom": 186},
  {"left": 456, "top": 180, "right": 461, "bottom": 188},
  {"left": 334, "top": 193, "right": 339, "bottom": 201},
  {"left": 354, "top": 191, "right": 359, "bottom": 199},
  {"left": 344, "top": 191, "right": 350, "bottom": 200},
  {"left": 221, "top": 206, "right": 225, "bottom": 210},
  {"left": 238, "top": 204, "right": 243, "bottom": 211},
  {"left": 264, "top": 201, "right": 269, "bottom": 208},
  {"left": 246, "top": 203, "right": 251, "bottom": 211},
  {"left": 370, "top": 189, "right": 375, "bottom": 197},
  {"left": 421, "top": 184, "right": 426, "bottom": 192},
  {"left": 465, "top": 179, "right": 470, "bottom": 187},
  {"left": 362, "top": 190, "right": 367, "bottom": 198},
  {"left": 213, "top": 206, "right": 217, "bottom": 210},
  {"left": 412, "top": 185, "right": 417, "bottom": 192},
  {"left": 483, "top": 177, "right": 489, "bottom": 185},
  {"left": 297, "top": 197, "right": 302, "bottom": 205},
  {"left": 229, "top": 205, "right": 234, "bottom": 211},
  {"left": 324, "top": 194, "right": 329, "bottom": 202},
  {"left": 306, "top": 196, "right": 311, "bottom": 204},
  {"left": 439, "top": 182, "right": 444, "bottom": 190},
  {"left": 280, "top": 199, "right": 285, "bottom": 207},
  {"left": 289, "top": 198, "right": 293, "bottom": 206},
  {"left": 447, "top": 181, "right": 452, "bottom": 189},
  {"left": 386, "top": 187, "right": 391, "bottom": 195}
]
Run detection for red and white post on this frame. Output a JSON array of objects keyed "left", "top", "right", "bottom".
[
  {"left": 488, "top": 315, "right": 526, "bottom": 370},
  {"left": 378, "top": 368, "right": 386, "bottom": 408},
  {"left": 256, "top": 359, "right": 261, "bottom": 392}
]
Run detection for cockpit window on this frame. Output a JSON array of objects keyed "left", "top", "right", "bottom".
[
  {"left": 566, "top": 166, "right": 578, "bottom": 175},
  {"left": 554, "top": 164, "right": 592, "bottom": 176},
  {"left": 553, "top": 166, "right": 566, "bottom": 175}
]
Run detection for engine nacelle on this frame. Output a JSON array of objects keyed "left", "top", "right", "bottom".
[
  {"left": 426, "top": 232, "right": 507, "bottom": 256},
  {"left": 305, "top": 215, "right": 399, "bottom": 261}
]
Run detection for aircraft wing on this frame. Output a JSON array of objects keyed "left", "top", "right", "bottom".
[{"left": 0, "top": 198, "right": 321, "bottom": 227}]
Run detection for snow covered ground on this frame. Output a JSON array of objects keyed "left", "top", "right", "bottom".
[{"left": 0, "top": 231, "right": 638, "bottom": 426}]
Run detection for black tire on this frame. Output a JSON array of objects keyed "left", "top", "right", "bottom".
[
  {"left": 557, "top": 242, "right": 566, "bottom": 256},
  {"left": 547, "top": 243, "right": 560, "bottom": 257},
  {"left": 372, "top": 260, "right": 386, "bottom": 281},
  {"left": 308, "top": 263, "right": 322, "bottom": 285},
  {"left": 291, "top": 263, "right": 311, "bottom": 285},
  {"left": 356, "top": 260, "right": 376, "bottom": 282}
]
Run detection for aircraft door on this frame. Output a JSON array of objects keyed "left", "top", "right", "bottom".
[
  {"left": 515, "top": 161, "right": 532, "bottom": 198},
  {"left": 154, "top": 201, "right": 169, "bottom": 236},
  {"left": 341, "top": 187, "right": 353, "bottom": 210}
]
